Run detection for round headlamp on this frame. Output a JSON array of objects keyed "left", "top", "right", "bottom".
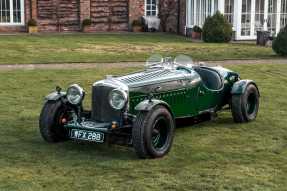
[
  {"left": 66, "top": 84, "right": 84, "bottom": 105},
  {"left": 109, "top": 89, "right": 127, "bottom": 110}
]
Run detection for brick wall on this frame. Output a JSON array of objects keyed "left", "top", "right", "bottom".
[
  {"left": 129, "top": 0, "right": 144, "bottom": 23},
  {"left": 37, "top": 0, "right": 80, "bottom": 32},
  {"left": 89, "top": 0, "right": 129, "bottom": 31},
  {"left": 0, "top": 0, "right": 186, "bottom": 34}
]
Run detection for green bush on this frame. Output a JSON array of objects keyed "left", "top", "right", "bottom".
[
  {"left": 27, "top": 19, "right": 37, "bottom": 27},
  {"left": 272, "top": 25, "right": 287, "bottom": 56},
  {"left": 193, "top": 25, "right": 202, "bottom": 33},
  {"left": 202, "top": 11, "right": 233, "bottom": 43},
  {"left": 132, "top": 20, "right": 142, "bottom": 27},
  {"left": 82, "top": 19, "right": 92, "bottom": 27}
]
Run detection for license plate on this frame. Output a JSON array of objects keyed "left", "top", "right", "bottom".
[{"left": 70, "top": 129, "right": 104, "bottom": 143}]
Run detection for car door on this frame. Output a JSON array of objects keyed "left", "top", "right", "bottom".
[
  {"left": 197, "top": 84, "right": 222, "bottom": 113},
  {"left": 194, "top": 67, "right": 224, "bottom": 113}
]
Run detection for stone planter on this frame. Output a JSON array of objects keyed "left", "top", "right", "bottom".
[
  {"left": 28, "top": 26, "right": 38, "bottom": 33},
  {"left": 132, "top": 26, "right": 142, "bottom": 32},
  {"left": 82, "top": 26, "right": 93, "bottom": 33},
  {"left": 192, "top": 31, "right": 201, "bottom": 39}
]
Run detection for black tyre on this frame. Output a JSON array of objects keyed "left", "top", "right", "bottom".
[
  {"left": 231, "top": 84, "right": 259, "bottom": 123},
  {"left": 132, "top": 105, "right": 175, "bottom": 159},
  {"left": 39, "top": 100, "right": 71, "bottom": 142}
]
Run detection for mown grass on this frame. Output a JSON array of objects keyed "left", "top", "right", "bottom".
[
  {"left": 0, "top": 33, "right": 277, "bottom": 64},
  {"left": 0, "top": 64, "right": 287, "bottom": 191}
]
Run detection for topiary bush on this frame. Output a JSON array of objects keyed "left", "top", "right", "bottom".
[
  {"left": 272, "top": 25, "right": 287, "bottom": 56},
  {"left": 82, "top": 18, "right": 92, "bottom": 27},
  {"left": 193, "top": 25, "right": 202, "bottom": 33},
  {"left": 27, "top": 19, "right": 37, "bottom": 27},
  {"left": 202, "top": 11, "right": 233, "bottom": 43}
]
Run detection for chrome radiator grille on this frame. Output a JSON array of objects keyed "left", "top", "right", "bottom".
[{"left": 91, "top": 85, "right": 121, "bottom": 122}]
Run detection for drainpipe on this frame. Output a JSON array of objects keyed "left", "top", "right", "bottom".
[
  {"left": 177, "top": 0, "right": 180, "bottom": 34},
  {"left": 30, "top": 0, "right": 32, "bottom": 19}
]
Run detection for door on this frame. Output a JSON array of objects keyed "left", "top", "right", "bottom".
[
  {"left": 240, "top": 0, "right": 253, "bottom": 38},
  {"left": 267, "top": 0, "right": 278, "bottom": 35},
  {"left": 197, "top": 84, "right": 222, "bottom": 113},
  {"left": 194, "top": 68, "right": 223, "bottom": 113},
  {"left": 238, "top": 0, "right": 281, "bottom": 39}
]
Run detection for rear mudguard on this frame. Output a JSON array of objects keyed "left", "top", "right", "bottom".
[
  {"left": 135, "top": 99, "right": 174, "bottom": 119},
  {"left": 231, "top": 80, "right": 260, "bottom": 96}
]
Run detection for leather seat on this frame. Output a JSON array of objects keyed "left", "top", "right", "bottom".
[{"left": 194, "top": 67, "right": 222, "bottom": 90}]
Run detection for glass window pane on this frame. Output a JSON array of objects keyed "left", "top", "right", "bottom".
[
  {"left": 1, "top": 0, "right": 22, "bottom": 24},
  {"left": 146, "top": 0, "right": 157, "bottom": 16},
  {"left": 281, "top": 0, "right": 287, "bottom": 28},
  {"left": 0, "top": 0, "right": 10, "bottom": 23}
]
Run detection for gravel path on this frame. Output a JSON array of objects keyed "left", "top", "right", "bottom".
[{"left": 0, "top": 59, "right": 286, "bottom": 71}]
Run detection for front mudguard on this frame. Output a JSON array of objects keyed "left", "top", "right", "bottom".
[
  {"left": 134, "top": 99, "right": 174, "bottom": 119},
  {"left": 45, "top": 91, "right": 66, "bottom": 102},
  {"left": 231, "top": 80, "right": 260, "bottom": 96}
]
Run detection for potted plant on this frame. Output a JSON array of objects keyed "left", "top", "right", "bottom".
[
  {"left": 192, "top": 25, "right": 202, "bottom": 39},
  {"left": 27, "top": 19, "right": 38, "bottom": 34},
  {"left": 132, "top": 20, "right": 143, "bottom": 32},
  {"left": 82, "top": 19, "right": 92, "bottom": 32}
]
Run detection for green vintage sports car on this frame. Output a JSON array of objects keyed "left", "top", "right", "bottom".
[{"left": 39, "top": 55, "right": 260, "bottom": 158}]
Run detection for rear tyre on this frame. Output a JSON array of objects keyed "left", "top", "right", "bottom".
[
  {"left": 39, "top": 100, "right": 70, "bottom": 143},
  {"left": 231, "top": 84, "right": 259, "bottom": 123},
  {"left": 132, "top": 106, "right": 175, "bottom": 159}
]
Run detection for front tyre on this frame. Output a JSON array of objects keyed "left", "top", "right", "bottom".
[
  {"left": 39, "top": 100, "right": 70, "bottom": 143},
  {"left": 231, "top": 84, "right": 260, "bottom": 123},
  {"left": 132, "top": 106, "right": 175, "bottom": 159}
]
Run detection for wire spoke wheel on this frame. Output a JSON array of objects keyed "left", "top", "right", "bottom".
[{"left": 151, "top": 117, "right": 169, "bottom": 150}]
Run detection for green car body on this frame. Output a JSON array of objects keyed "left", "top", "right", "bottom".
[{"left": 40, "top": 60, "right": 260, "bottom": 158}]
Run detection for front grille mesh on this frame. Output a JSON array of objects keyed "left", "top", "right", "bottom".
[{"left": 92, "top": 85, "right": 121, "bottom": 122}]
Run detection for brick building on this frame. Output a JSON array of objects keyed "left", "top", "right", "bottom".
[{"left": 0, "top": 0, "right": 183, "bottom": 33}]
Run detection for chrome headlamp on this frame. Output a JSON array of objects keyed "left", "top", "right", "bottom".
[
  {"left": 66, "top": 84, "right": 84, "bottom": 105},
  {"left": 109, "top": 89, "right": 128, "bottom": 110}
]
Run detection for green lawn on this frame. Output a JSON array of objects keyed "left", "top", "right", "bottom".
[
  {"left": 0, "top": 33, "right": 278, "bottom": 64},
  {"left": 0, "top": 64, "right": 286, "bottom": 190}
]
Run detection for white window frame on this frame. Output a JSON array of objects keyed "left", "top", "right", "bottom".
[
  {"left": 281, "top": 0, "right": 287, "bottom": 28},
  {"left": 186, "top": 0, "right": 219, "bottom": 28},
  {"left": 224, "top": 0, "right": 234, "bottom": 25},
  {"left": 145, "top": 0, "right": 158, "bottom": 17},
  {"left": 0, "top": 0, "right": 24, "bottom": 26}
]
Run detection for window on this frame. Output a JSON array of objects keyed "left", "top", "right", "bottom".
[
  {"left": 199, "top": 0, "right": 218, "bottom": 26},
  {"left": 224, "top": 0, "right": 234, "bottom": 24},
  {"left": 0, "top": 0, "right": 23, "bottom": 24},
  {"left": 145, "top": 0, "right": 157, "bottom": 16},
  {"left": 267, "top": 0, "right": 277, "bottom": 34},
  {"left": 254, "top": 0, "right": 265, "bottom": 35},
  {"left": 241, "top": 0, "right": 252, "bottom": 36},
  {"left": 188, "top": 0, "right": 218, "bottom": 27},
  {"left": 281, "top": 0, "right": 287, "bottom": 29}
]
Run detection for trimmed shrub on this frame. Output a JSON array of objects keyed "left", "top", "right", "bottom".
[
  {"left": 132, "top": 20, "right": 143, "bottom": 27},
  {"left": 193, "top": 25, "right": 202, "bottom": 33},
  {"left": 272, "top": 25, "right": 287, "bottom": 56},
  {"left": 27, "top": 19, "right": 37, "bottom": 27},
  {"left": 82, "top": 19, "right": 92, "bottom": 27},
  {"left": 202, "top": 11, "right": 233, "bottom": 43}
]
